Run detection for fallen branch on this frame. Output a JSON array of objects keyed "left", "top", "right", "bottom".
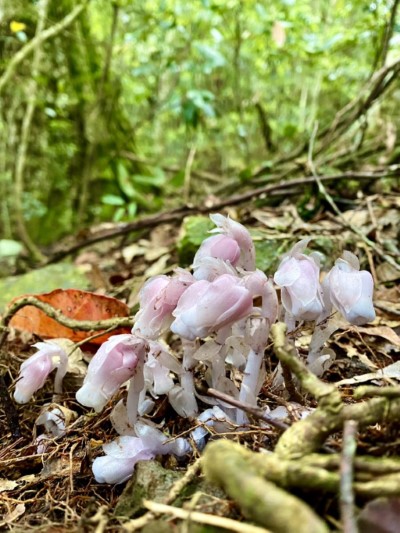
[
  {"left": 202, "top": 440, "right": 329, "bottom": 533},
  {"left": 46, "top": 168, "right": 400, "bottom": 263},
  {"left": 142, "top": 500, "right": 271, "bottom": 533}
]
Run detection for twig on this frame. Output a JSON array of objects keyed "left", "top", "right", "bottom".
[
  {"left": 271, "top": 323, "right": 342, "bottom": 406},
  {"left": 0, "top": 2, "right": 87, "bottom": 94},
  {"left": 354, "top": 385, "right": 400, "bottom": 399},
  {"left": 308, "top": 122, "right": 400, "bottom": 272},
  {"left": 183, "top": 144, "right": 197, "bottom": 204},
  {"left": 0, "top": 296, "right": 132, "bottom": 353},
  {"left": 340, "top": 420, "right": 359, "bottom": 533},
  {"left": 142, "top": 500, "right": 271, "bottom": 533},
  {"left": 372, "top": 0, "right": 400, "bottom": 71},
  {"left": 207, "top": 387, "right": 288, "bottom": 430},
  {"left": 280, "top": 363, "right": 303, "bottom": 404},
  {"left": 122, "top": 459, "right": 203, "bottom": 531},
  {"left": 46, "top": 168, "right": 400, "bottom": 263}
]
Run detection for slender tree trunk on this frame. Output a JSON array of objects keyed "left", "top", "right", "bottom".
[{"left": 13, "top": 0, "right": 50, "bottom": 262}]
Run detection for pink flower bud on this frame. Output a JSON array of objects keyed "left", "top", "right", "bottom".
[
  {"left": 14, "top": 342, "right": 68, "bottom": 404},
  {"left": 133, "top": 270, "right": 193, "bottom": 339},
  {"left": 274, "top": 239, "right": 325, "bottom": 321},
  {"left": 209, "top": 214, "right": 256, "bottom": 271},
  {"left": 324, "top": 251, "right": 375, "bottom": 325},
  {"left": 76, "top": 334, "right": 147, "bottom": 412},
  {"left": 193, "top": 234, "right": 241, "bottom": 268},
  {"left": 171, "top": 274, "right": 253, "bottom": 340}
]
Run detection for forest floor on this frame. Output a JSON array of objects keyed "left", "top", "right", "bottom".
[{"left": 0, "top": 191, "right": 400, "bottom": 532}]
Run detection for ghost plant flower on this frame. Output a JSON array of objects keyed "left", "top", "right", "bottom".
[
  {"left": 323, "top": 251, "right": 375, "bottom": 325},
  {"left": 92, "top": 421, "right": 190, "bottom": 484},
  {"left": 193, "top": 234, "right": 241, "bottom": 270},
  {"left": 133, "top": 269, "right": 194, "bottom": 340},
  {"left": 274, "top": 239, "right": 325, "bottom": 323},
  {"left": 76, "top": 334, "right": 148, "bottom": 413},
  {"left": 14, "top": 341, "right": 68, "bottom": 404},
  {"left": 209, "top": 213, "right": 256, "bottom": 271},
  {"left": 171, "top": 274, "right": 253, "bottom": 341}
]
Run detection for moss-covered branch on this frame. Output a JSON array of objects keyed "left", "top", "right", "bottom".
[{"left": 202, "top": 440, "right": 329, "bottom": 533}]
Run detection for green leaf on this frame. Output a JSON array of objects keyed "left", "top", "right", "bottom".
[
  {"left": 177, "top": 216, "right": 214, "bottom": 265},
  {"left": 101, "top": 194, "right": 125, "bottom": 206}
]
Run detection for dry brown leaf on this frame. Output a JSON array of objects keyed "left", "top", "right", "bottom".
[
  {"left": 357, "top": 326, "right": 400, "bottom": 346},
  {"left": 8, "top": 289, "right": 131, "bottom": 344}
]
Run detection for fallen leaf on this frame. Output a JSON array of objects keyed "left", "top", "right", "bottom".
[
  {"left": 357, "top": 326, "right": 400, "bottom": 346},
  {"left": 337, "top": 360, "right": 400, "bottom": 386},
  {"left": 0, "top": 479, "right": 18, "bottom": 492},
  {"left": 8, "top": 289, "right": 131, "bottom": 344}
]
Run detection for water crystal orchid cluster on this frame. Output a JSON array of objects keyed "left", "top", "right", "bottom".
[{"left": 13, "top": 214, "right": 376, "bottom": 484}]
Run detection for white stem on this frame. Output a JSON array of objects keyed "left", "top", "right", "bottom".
[
  {"left": 126, "top": 353, "right": 145, "bottom": 427},
  {"left": 307, "top": 313, "right": 342, "bottom": 364},
  {"left": 237, "top": 349, "right": 262, "bottom": 425},
  {"left": 53, "top": 352, "right": 68, "bottom": 394}
]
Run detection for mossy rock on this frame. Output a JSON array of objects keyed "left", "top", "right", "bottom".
[{"left": 0, "top": 263, "right": 90, "bottom": 312}]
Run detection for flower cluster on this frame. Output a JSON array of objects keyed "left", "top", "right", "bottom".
[{"left": 13, "top": 214, "right": 375, "bottom": 484}]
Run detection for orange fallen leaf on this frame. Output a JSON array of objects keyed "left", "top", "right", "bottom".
[{"left": 8, "top": 289, "right": 131, "bottom": 344}]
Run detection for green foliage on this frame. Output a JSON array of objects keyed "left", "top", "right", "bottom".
[
  {"left": 177, "top": 215, "right": 214, "bottom": 265},
  {"left": 0, "top": 0, "right": 399, "bottom": 248}
]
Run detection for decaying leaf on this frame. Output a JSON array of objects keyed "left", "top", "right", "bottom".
[{"left": 8, "top": 289, "right": 131, "bottom": 344}]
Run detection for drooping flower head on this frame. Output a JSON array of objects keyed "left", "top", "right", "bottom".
[
  {"left": 323, "top": 251, "right": 375, "bottom": 325},
  {"left": 92, "top": 421, "right": 190, "bottom": 484},
  {"left": 76, "top": 334, "right": 148, "bottom": 412},
  {"left": 170, "top": 274, "right": 253, "bottom": 340},
  {"left": 208, "top": 213, "right": 256, "bottom": 271},
  {"left": 193, "top": 235, "right": 241, "bottom": 279},
  {"left": 274, "top": 239, "right": 325, "bottom": 321},
  {"left": 133, "top": 270, "right": 194, "bottom": 339},
  {"left": 14, "top": 341, "right": 68, "bottom": 404}
]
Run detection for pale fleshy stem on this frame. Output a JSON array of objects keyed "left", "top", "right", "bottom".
[
  {"left": 237, "top": 348, "right": 262, "bottom": 426},
  {"left": 307, "top": 313, "right": 342, "bottom": 364},
  {"left": 179, "top": 339, "right": 199, "bottom": 415},
  {"left": 53, "top": 351, "right": 69, "bottom": 394},
  {"left": 126, "top": 353, "right": 145, "bottom": 427}
]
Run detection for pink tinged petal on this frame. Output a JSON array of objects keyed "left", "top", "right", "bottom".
[
  {"left": 134, "top": 421, "right": 191, "bottom": 456},
  {"left": 92, "top": 436, "right": 155, "bottom": 484},
  {"left": 274, "top": 252, "right": 324, "bottom": 321},
  {"left": 171, "top": 275, "right": 253, "bottom": 340},
  {"left": 14, "top": 342, "right": 67, "bottom": 404},
  {"left": 193, "top": 235, "right": 241, "bottom": 267},
  {"left": 328, "top": 260, "right": 375, "bottom": 325},
  {"left": 75, "top": 334, "right": 146, "bottom": 412},
  {"left": 193, "top": 257, "right": 237, "bottom": 281},
  {"left": 209, "top": 213, "right": 256, "bottom": 271},
  {"left": 133, "top": 273, "right": 193, "bottom": 339}
]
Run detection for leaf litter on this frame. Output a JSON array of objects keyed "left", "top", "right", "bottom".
[{"left": 0, "top": 194, "right": 399, "bottom": 532}]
